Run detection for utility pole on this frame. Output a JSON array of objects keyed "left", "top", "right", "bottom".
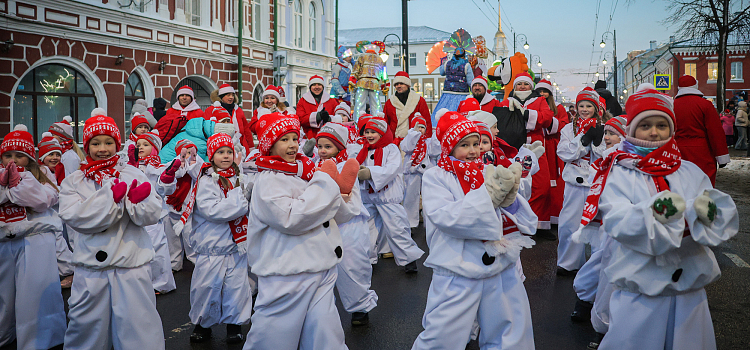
[
  {"left": 402, "top": 0, "right": 409, "bottom": 74},
  {"left": 335, "top": 0, "right": 339, "bottom": 49},
  {"left": 613, "top": 29, "right": 618, "bottom": 101},
  {"left": 237, "top": 0, "right": 243, "bottom": 103}
]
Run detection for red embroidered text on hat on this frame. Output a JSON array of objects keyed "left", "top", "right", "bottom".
[
  {"left": 83, "top": 109, "right": 122, "bottom": 153},
  {"left": 256, "top": 112, "right": 301, "bottom": 156},
  {"left": 435, "top": 111, "right": 480, "bottom": 157},
  {"left": 1, "top": 125, "right": 35, "bottom": 160}
]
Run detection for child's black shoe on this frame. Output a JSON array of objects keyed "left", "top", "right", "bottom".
[
  {"left": 351, "top": 312, "right": 369, "bottom": 326},
  {"left": 570, "top": 299, "right": 593, "bottom": 322},
  {"left": 226, "top": 324, "right": 244, "bottom": 344},
  {"left": 405, "top": 261, "right": 418, "bottom": 274},
  {"left": 190, "top": 324, "right": 212, "bottom": 343}
]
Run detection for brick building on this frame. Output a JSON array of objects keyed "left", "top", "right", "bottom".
[{"left": 0, "top": 0, "right": 336, "bottom": 142}]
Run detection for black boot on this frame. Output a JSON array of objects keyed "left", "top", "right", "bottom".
[
  {"left": 556, "top": 266, "right": 578, "bottom": 276},
  {"left": 190, "top": 324, "right": 212, "bottom": 343},
  {"left": 226, "top": 324, "right": 244, "bottom": 344},
  {"left": 351, "top": 312, "right": 370, "bottom": 326},
  {"left": 405, "top": 261, "right": 418, "bottom": 274},
  {"left": 570, "top": 299, "right": 594, "bottom": 322},
  {"left": 587, "top": 332, "right": 605, "bottom": 349},
  {"left": 534, "top": 229, "right": 557, "bottom": 241}
]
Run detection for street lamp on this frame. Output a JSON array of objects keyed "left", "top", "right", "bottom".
[
  {"left": 380, "top": 51, "right": 390, "bottom": 63},
  {"left": 513, "top": 33, "right": 529, "bottom": 53},
  {"left": 546, "top": 74, "right": 551, "bottom": 79},
  {"left": 601, "top": 30, "right": 618, "bottom": 99},
  {"left": 383, "top": 33, "right": 404, "bottom": 72}
]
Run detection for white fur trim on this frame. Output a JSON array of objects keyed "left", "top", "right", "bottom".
[
  {"left": 514, "top": 75, "right": 534, "bottom": 88},
  {"left": 470, "top": 77, "right": 488, "bottom": 90},
  {"left": 675, "top": 86, "right": 703, "bottom": 98},
  {"left": 548, "top": 117, "right": 560, "bottom": 134},
  {"left": 716, "top": 154, "right": 730, "bottom": 165},
  {"left": 263, "top": 89, "right": 281, "bottom": 100},
  {"left": 309, "top": 112, "right": 319, "bottom": 128},
  {"left": 218, "top": 85, "right": 235, "bottom": 96},
  {"left": 308, "top": 76, "right": 324, "bottom": 87},
  {"left": 525, "top": 110, "right": 538, "bottom": 131},
  {"left": 393, "top": 75, "right": 411, "bottom": 87},
  {"left": 176, "top": 86, "right": 194, "bottom": 98}
]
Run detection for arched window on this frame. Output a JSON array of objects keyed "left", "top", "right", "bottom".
[
  {"left": 172, "top": 77, "right": 213, "bottom": 110},
  {"left": 124, "top": 73, "right": 145, "bottom": 135},
  {"left": 13, "top": 64, "right": 97, "bottom": 142},
  {"left": 294, "top": 0, "right": 303, "bottom": 48},
  {"left": 309, "top": 2, "right": 317, "bottom": 51}
]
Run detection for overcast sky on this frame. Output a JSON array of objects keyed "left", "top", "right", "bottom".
[{"left": 338, "top": 0, "right": 675, "bottom": 101}]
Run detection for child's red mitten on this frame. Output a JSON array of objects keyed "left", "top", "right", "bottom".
[
  {"left": 0, "top": 163, "right": 9, "bottom": 187},
  {"left": 127, "top": 179, "right": 151, "bottom": 204},
  {"left": 318, "top": 159, "right": 339, "bottom": 181},
  {"left": 160, "top": 159, "right": 182, "bottom": 184},
  {"left": 127, "top": 144, "right": 139, "bottom": 167},
  {"left": 337, "top": 159, "right": 360, "bottom": 195},
  {"left": 7, "top": 162, "right": 21, "bottom": 188},
  {"left": 54, "top": 163, "right": 66, "bottom": 184},
  {"left": 112, "top": 179, "right": 128, "bottom": 204}
]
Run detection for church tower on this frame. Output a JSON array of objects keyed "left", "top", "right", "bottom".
[{"left": 493, "top": 1, "right": 509, "bottom": 59}]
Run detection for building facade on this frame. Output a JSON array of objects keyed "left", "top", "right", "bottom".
[{"left": 1, "top": 0, "right": 336, "bottom": 142}]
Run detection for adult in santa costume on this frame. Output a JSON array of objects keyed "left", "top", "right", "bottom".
[
  {"left": 205, "top": 84, "right": 254, "bottom": 155},
  {"left": 498, "top": 72, "right": 554, "bottom": 231},
  {"left": 297, "top": 75, "right": 338, "bottom": 139},
  {"left": 155, "top": 85, "right": 205, "bottom": 145},
  {"left": 331, "top": 46, "right": 353, "bottom": 103},
  {"left": 536, "top": 79, "right": 569, "bottom": 226},
  {"left": 457, "top": 76, "right": 502, "bottom": 113},
  {"left": 350, "top": 48, "right": 388, "bottom": 120},
  {"left": 673, "top": 75, "right": 729, "bottom": 186},
  {"left": 383, "top": 71, "right": 433, "bottom": 144}
]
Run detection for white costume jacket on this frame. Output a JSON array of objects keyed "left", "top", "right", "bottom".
[
  {"left": 400, "top": 131, "right": 440, "bottom": 175},
  {"left": 557, "top": 123, "right": 606, "bottom": 187},
  {"left": 358, "top": 144, "right": 405, "bottom": 204},
  {"left": 0, "top": 171, "right": 61, "bottom": 240}
]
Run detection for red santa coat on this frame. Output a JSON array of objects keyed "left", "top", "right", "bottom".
[
  {"left": 155, "top": 101, "right": 205, "bottom": 145},
  {"left": 204, "top": 104, "right": 254, "bottom": 151},
  {"left": 499, "top": 94, "right": 554, "bottom": 229},
  {"left": 458, "top": 93, "right": 503, "bottom": 113},
  {"left": 296, "top": 92, "right": 338, "bottom": 139},
  {"left": 545, "top": 104, "right": 570, "bottom": 223},
  {"left": 673, "top": 93, "right": 730, "bottom": 186},
  {"left": 383, "top": 91, "right": 432, "bottom": 144}
]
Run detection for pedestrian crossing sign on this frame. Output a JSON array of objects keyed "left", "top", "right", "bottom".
[{"left": 654, "top": 74, "right": 671, "bottom": 90}]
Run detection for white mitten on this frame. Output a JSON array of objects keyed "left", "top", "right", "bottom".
[
  {"left": 508, "top": 98, "right": 523, "bottom": 112},
  {"left": 522, "top": 141, "right": 545, "bottom": 159},
  {"left": 484, "top": 239, "right": 510, "bottom": 256},
  {"left": 485, "top": 165, "right": 516, "bottom": 208},
  {"left": 652, "top": 190, "right": 686, "bottom": 224},
  {"left": 500, "top": 163, "right": 522, "bottom": 207},
  {"left": 693, "top": 190, "right": 717, "bottom": 226},
  {"left": 214, "top": 123, "right": 236, "bottom": 137}
]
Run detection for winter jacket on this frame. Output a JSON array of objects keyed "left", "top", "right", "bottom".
[
  {"left": 204, "top": 103, "right": 254, "bottom": 152},
  {"left": 720, "top": 113, "right": 735, "bottom": 135},
  {"left": 595, "top": 88, "right": 623, "bottom": 116},
  {"left": 0, "top": 171, "right": 61, "bottom": 242},
  {"left": 296, "top": 92, "right": 338, "bottom": 139},
  {"left": 557, "top": 123, "right": 606, "bottom": 187},
  {"left": 160, "top": 118, "right": 216, "bottom": 164},
  {"left": 383, "top": 91, "right": 433, "bottom": 140},
  {"left": 155, "top": 103, "right": 205, "bottom": 145},
  {"left": 152, "top": 98, "right": 168, "bottom": 121},
  {"left": 400, "top": 132, "right": 440, "bottom": 175},
  {"left": 734, "top": 105, "right": 748, "bottom": 127},
  {"left": 354, "top": 143, "right": 406, "bottom": 205}
]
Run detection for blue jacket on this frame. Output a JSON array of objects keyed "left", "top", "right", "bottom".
[{"left": 161, "top": 117, "right": 216, "bottom": 163}]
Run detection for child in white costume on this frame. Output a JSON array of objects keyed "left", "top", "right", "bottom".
[
  {"left": 178, "top": 132, "right": 253, "bottom": 344},
  {"left": 556, "top": 87, "right": 606, "bottom": 275},
  {"left": 584, "top": 89, "right": 738, "bottom": 350},
  {"left": 355, "top": 114, "right": 424, "bottom": 272},
  {"left": 129, "top": 130, "right": 176, "bottom": 294},
  {"left": 400, "top": 112, "right": 440, "bottom": 228},
  {"left": 59, "top": 110, "right": 165, "bottom": 350},
  {"left": 48, "top": 115, "right": 86, "bottom": 176},
  {"left": 412, "top": 112, "right": 536, "bottom": 350},
  {"left": 316, "top": 122, "right": 378, "bottom": 326},
  {"left": 244, "top": 112, "right": 359, "bottom": 350},
  {"left": 0, "top": 125, "right": 67, "bottom": 350}
]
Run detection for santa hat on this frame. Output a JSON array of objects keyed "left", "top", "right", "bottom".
[
  {"left": 625, "top": 88, "right": 675, "bottom": 138},
  {"left": 83, "top": 108, "right": 122, "bottom": 153},
  {"left": 137, "top": 130, "right": 162, "bottom": 154},
  {"left": 1, "top": 125, "right": 36, "bottom": 160},
  {"left": 434, "top": 108, "right": 450, "bottom": 124},
  {"left": 535, "top": 79, "right": 554, "bottom": 95},
  {"left": 457, "top": 98, "right": 480, "bottom": 114},
  {"left": 676, "top": 74, "right": 703, "bottom": 98},
  {"left": 470, "top": 76, "right": 489, "bottom": 90},
  {"left": 598, "top": 96, "right": 607, "bottom": 117},
  {"left": 576, "top": 87, "right": 601, "bottom": 111},
  {"left": 255, "top": 112, "right": 301, "bottom": 155},
  {"left": 176, "top": 85, "right": 194, "bottom": 99},
  {"left": 38, "top": 132, "right": 62, "bottom": 162},
  {"left": 604, "top": 116, "right": 627, "bottom": 138},
  {"left": 513, "top": 72, "right": 535, "bottom": 89},
  {"left": 317, "top": 122, "right": 349, "bottom": 151},
  {"left": 333, "top": 102, "right": 351, "bottom": 119},
  {"left": 473, "top": 121, "right": 493, "bottom": 140},
  {"left": 359, "top": 113, "right": 388, "bottom": 137},
  {"left": 278, "top": 86, "right": 287, "bottom": 103},
  {"left": 466, "top": 110, "right": 497, "bottom": 128},
  {"left": 130, "top": 113, "right": 151, "bottom": 133},
  {"left": 218, "top": 83, "right": 235, "bottom": 96},
  {"left": 262, "top": 85, "right": 281, "bottom": 100},
  {"left": 357, "top": 114, "right": 373, "bottom": 136},
  {"left": 410, "top": 113, "right": 427, "bottom": 129},
  {"left": 435, "top": 111, "right": 480, "bottom": 157},
  {"left": 49, "top": 115, "right": 74, "bottom": 140},
  {"left": 206, "top": 132, "right": 234, "bottom": 161},
  {"left": 211, "top": 102, "right": 232, "bottom": 122},
  {"left": 175, "top": 139, "right": 196, "bottom": 155},
  {"left": 308, "top": 75, "right": 325, "bottom": 88},
  {"left": 393, "top": 71, "right": 411, "bottom": 87}
]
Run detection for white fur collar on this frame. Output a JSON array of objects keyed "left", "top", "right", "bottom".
[
  {"left": 302, "top": 91, "right": 330, "bottom": 105},
  {"left": 465, "top": 93, "right": 496, "bottom": 106}
]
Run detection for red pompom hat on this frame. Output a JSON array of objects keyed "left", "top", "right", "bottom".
[
  {"left": 435, "top": 111, "right": 480, "bottom": 157},
  {"left": 206, "top": 133, "right": 234, "bottom": 161},
  {"left": 410, "top": 113, "right": 427, "bottom": 129},
  {"left": 317, "top": 122, "right": 349, "bottom": 151},
  {"left": 576, "top": 87, "right": 601, "bottom": 111},
  {"left": 255, "top": 112, "right": 301, "bottom": 156},
  {"left": 358, "top": 114, "right": 388, "bottom": 137},
  {"left": 83, "top": 108, "right": 122, "bottom": 153},
  {"left": 38, "top": 132, "right": 62, "bottom": 162},
  {"left": 1, "top": 125, "right": 36, "bottom": 160},
  {"left": 625, "top": 88, "right": 675, "bottom": 137}
]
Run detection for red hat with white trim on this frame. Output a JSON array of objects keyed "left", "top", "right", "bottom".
[
  {"left": 308, "top": 75, "right": 325, "bottom": 88},
  {"left": 176, "top": 85, "right": 195, "bottom": 99},
  {"left": 218, "top": 83, "right": 235, "bottom": 96},
  {"left": 598, "top": 96, "right": 607, "bottom": 117},
  {"left": 604, "top": 116, "right": 627, "bottom": 138},
  {"left": 535, "top": 79, "right": 554, "bottom": 95},
  {"left": 318, "top": 122, "right": 349, "bottom": 151},
  {"left": 256, "top": 112, "right": 301, "bottom": 156},
  {"left": 513, "top": 72, "right": 535, "bottom": 89},
  {"left": 278, "top": 86, "right": 287, "bottom": 102},
  {"left": 393, "top": 71, "right": 411, "bottom": 87},
  {"left": 576, "top": 87, "right": 601, "bottom": 111},
  {"left": 175, "top": 139, "right": 197, "bottom": 155},
  {"left": 130, "top": 113, "right": 151, "bottom": 132},
  {"left": 435, "top": 111, "right": 480, "bottom": 157},
  {"left": 625, "top": 88, "right": 675, "bottom": 137},
  {"left": 262, "top": 85, "right": 281, "bottom": 100},
  {"left": 83, "top": 108, "right": 122, "bottom": 153},
  {"left": 206, "top": 132, "right": 234, "bottom": 161},
  {"left": 410, "top": 112, "right": 427, "bottom": 129},
  {"left": 470, "top": 76, "right": 489, "bottom": 90},
  {"left": 1, "top": 125, "right": 35, "bottom": 160},
  {"left": 457, "top": 98, "right": 480, "bottom": 115},
  {"left": 38, "top": 132, "right": 62, "bottom": 162},
  {"left": 211, "top": 101, "right": 232, "bottom": 122},
  {"left": 49, "top": 116, "right": 74, "bottom": 140},
  {"left": 678, "top": 75, "right": 699, "bottom": 89},
  {"left": 137, "top": 130, "right": 162, "bottom": 154}
]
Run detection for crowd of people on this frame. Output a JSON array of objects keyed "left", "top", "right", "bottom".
[{"left": 0, "top": 63, "right": 740, "bottom": 350}]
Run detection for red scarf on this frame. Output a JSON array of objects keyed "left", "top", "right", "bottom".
[
  {"left": 437, "top": 155, "right": 485, "bottom": 194},
  {"left": 139, "top": 155, "right": 162, "bottom": 169},
  {"left": 0, "top": 167, "right": 27, "bottom": 224},
  {"left": 58, "top": 138, "right": 73, "bottom": 153},
  {"left": 129, "top": 133, "right": 138, "bottom": 143},
  {"left": 410, "top": 134, "right": 428, "bottom": 167},
  {"left": 490, "top": 138, "right": 517, "bottom": 168},
  {"left": 356, "top": 131, "right": 394, "bottom": 167},
  {"left": 581, "top": 139, "right": 682, "bottom": 227},
  {"left": 255, "top": 154, "right": 316, "bottom": 181},
  {"left": 166, "top": 174, "right": 193, "bottom": 212},
  {"left": 575, "top": 117, "right": 597, "bottom": 136},
  {"left": 317, "top": 149, "right": 349, "bottom": 167},
  {"left": 80, "top": 156, "right": 121, "bottom": 186},
  {"left": 214, "top": 167, "right": 248, "bottom": 244}
]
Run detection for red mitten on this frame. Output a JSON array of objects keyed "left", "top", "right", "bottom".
[
  {"left": 577, "top": 118, "right": 597, "bottom": 136},
  {"left": 318, "top": 159, "right": 339, "bottom": 182},
  {"left": 127, "top": 144, "right": 139, "bottom": 167},
  {"left": 127, "top": 179, "right": 151, "bottom": 204},
  {"left": 6, "top": 162, "right": 21, "bottom": 188},
  {"left": 54, "top": 163, "right": 66, "bottom": 185},
  {"left": 160, "top": 159, "right": 182, "bottom": 184},
  {"left": 111, "top": 179, "right": 128, "bottom": 204},
  {"left": 336, "top": 159, "right": 360, "bottom": 195},
  {"left": 0, "top": 163, "right": 10, "bottom": 187}
]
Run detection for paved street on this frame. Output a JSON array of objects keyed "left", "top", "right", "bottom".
[{"left": 2, "top": 157, "right": 748, "bottom": 350}]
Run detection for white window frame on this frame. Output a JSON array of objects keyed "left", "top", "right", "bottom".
[
  {"left": 409, "top": 52, "right": 417, "bottom": 67},
  {"left": 294, "top": 0, "right": 303, "bottom": 48},
  {"left": 309, "top": 2, "right": 317, "bottom": 51},
  {"left": 185, "top": 0, "right": 201, "bottom": 26},
  {"left": 707, "top": 62, "right": 718, "bottom": 83},
  {"left": 252, "top": 0, "right": 263, "bottom": 39},
  {"left": 730, "top": 61, "right": 743, "bottom": 82},
  {"left": 684, "top": 63, "right": 697, "bottom": 78}
]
